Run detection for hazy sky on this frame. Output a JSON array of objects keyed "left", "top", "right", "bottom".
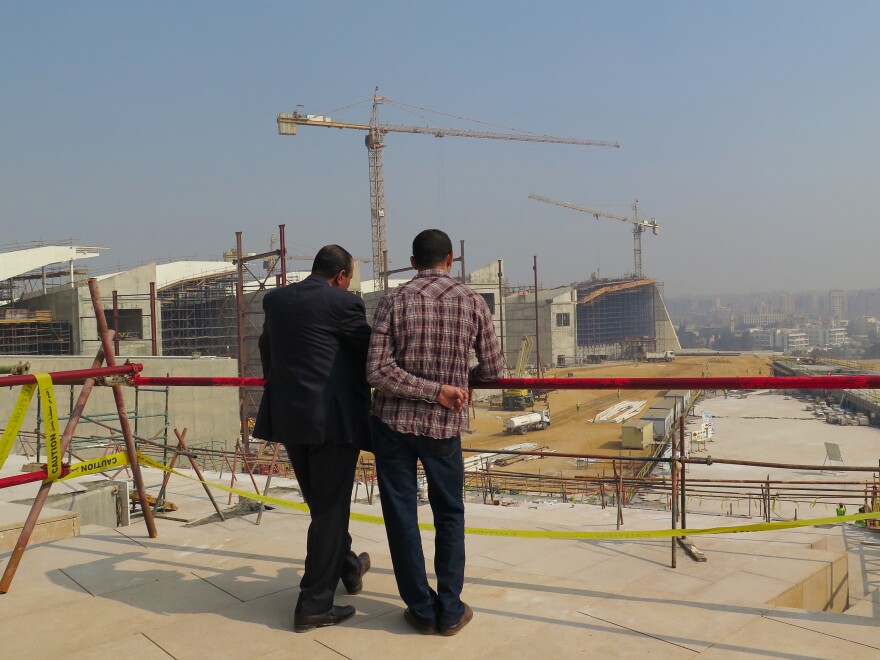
[{"left": 2, "top": 2, "right": 877, "bottom": 296}]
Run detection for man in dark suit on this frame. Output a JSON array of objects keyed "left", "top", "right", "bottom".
[{"left": 254, "top": 244, "right": 372, "bottom": 633}]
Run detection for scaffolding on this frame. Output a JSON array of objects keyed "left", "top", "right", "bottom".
[
  {"left": 158, "top": 273, "right": 238, "bottom": 357},
  {"left": 0, "top": 310, "right": 72, "bottom": 356},
  {"left": 575, "top": 278, "right": 657, "bottom": 361}
]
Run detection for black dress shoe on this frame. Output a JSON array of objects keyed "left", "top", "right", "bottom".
[
  {"left": 404, "top": 607, "right": 437, "bottom": 635},
  {"left": 293, "top": 605, "right": 356, "bottom": 633},
  {"left": 439, "top": 603, "right": 473, "bottom": 636},
  {"left": 342, "top": 552, "right": 371, "bottom": 595}
]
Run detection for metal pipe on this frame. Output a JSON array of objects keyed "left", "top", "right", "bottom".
[
  {"left": 533, "top": 255, "right": 541, "bottom": 380},
  {"left": 88, "top": 279, "right": 158, "bottom": 539},
  {"left": 278, "top": 224, "right": 287, "bottom": 286},
  {"left": 0, "top": 364, "right": 141, "bottom": 388},
  {"left": 256, "top": 443, "right": 279, "bottom": 525},
  {"left": 680, "top": 415, "right": 687, "bottom": 530},
  {"left": 112, "top": 290, "right": 120, "bottom": 356},
  {"left": 128, "top": 374, "right": 880, "bottom": 391},
  {"left": 174, "top": 428, "right": 225, "bottom": 521},
  {"left": 0, "top": 467, "right": 70, "bottom": 489},
  {"left": 497, "top": 259, "right": 504, "bottom": 361},
  {"left": 149, "top": 282, "right": 158, "bottom": 356},
  {"left": 460, "top": 239, "right": 466, "bottom": 283},
  {"left": 234, "top": 231, "right": 250, "bottom": 454}
]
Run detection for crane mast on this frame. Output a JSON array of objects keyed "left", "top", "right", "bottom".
[
  {"left": 367, "top": 90, "right": 386, "bottom": 288},
  {"left": 528, "top": 193, "right": 659, "bottom": 279},
  {"left": 278, "top": 90, "right": 620, "bottom": 290}
]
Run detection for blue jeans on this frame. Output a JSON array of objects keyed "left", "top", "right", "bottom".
[{"left": 371, "top": 417, "right": 466, "bottom": 627}]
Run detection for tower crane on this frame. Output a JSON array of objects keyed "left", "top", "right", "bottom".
[
  {"left": 278, "top": 88, "right": 620, "bottom": 290},
  {"left": 528, "top": 193, "right": 659, "bottom": 279}
]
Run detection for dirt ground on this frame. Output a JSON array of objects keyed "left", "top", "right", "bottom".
[{"left": 465, "top": 354, "right": 774, "bottom": 479}]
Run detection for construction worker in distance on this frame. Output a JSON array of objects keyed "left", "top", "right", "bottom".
[
  {"left": 836, "top": 502, "right": 846, "bottom": 518},
  {"left": 576, "top": 400, "right": 581, "bottom": 412},
  {"left": 857, "top": 506, "right": 868, "bottom": 527}
]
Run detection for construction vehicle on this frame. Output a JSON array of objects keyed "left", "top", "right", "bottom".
[
  {"left": 278, "top": 90, "right": 618, "bottom": 291},
  {"left": 503, "top": 336, "right": 534, "bottom": 410},
  {"left": 645, "top": 350, "right": 675, "bottom": 362},
  {"left": 502, "top": 410, "right": 551, "bottom": 435},
  {"left": 529, "top": 193, "right": 659, "bottom": 279}
]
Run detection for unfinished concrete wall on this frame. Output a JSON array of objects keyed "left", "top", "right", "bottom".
[{"left": 0, "top": 355, "right": 239, "bottom": 454}]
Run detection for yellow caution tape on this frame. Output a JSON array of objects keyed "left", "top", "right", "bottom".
[
  {"left": 1, "top": 374, "right": 61, "bottom": 479},
  {"left": 0, "top": 383, "right": 36, "bottom": 471},
  {"left": 61, "top": 452, "right": 130, "bottom": 480},
  {"left": 34, "top": 374, "right": 61, "bottom": 481},
  {"left": 134, "top": 452, "right": 880, "bottom": 540}
]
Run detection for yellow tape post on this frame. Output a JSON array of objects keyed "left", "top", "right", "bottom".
[{"left": 134, "top": 452, "right": 880, "bottom": 540}]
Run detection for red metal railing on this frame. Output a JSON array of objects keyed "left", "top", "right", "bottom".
[{"left": 128, "top": 373, "right": 880, "bottom": 391}]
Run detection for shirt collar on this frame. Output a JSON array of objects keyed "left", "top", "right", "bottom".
[{"left": 414, "top": 269, "right": 453, "bottom": 280}]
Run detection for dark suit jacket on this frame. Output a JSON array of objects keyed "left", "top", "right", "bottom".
[{"left": 253, "top": 274, "right": 371, "bottom": 449}]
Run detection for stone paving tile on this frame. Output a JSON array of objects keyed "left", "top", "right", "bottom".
[
  {"left": 699, "top": 615, "right": 880, "bottom": 659},
  {"left": 463, "top": 569, "right": 607, "bottom": 619},
  {"left": 766, "top": 605, "right": 880, "bottom": 651},
  {"left": 694, "top": 570, "right": 796, "bottom": 607},
  {"left": 314, "top": 602, "right": 548, "bottom": 660},
  {"left": 623, "top": 567, "right": 714, "bottom": 595},
  {"left": 509, "top": 543, "right": 617, "bottom": 579},
  {"left": 249, "top": 640, "right": 355, "bottom": 659},
  {"left": 59, "top": 547, "right": 191, "bottom": 596},
  {"left": 843, "top": 597, "right": 880, "bottom": 619},
  {"left": 59, "top": 632, "right": 173, "bottom": 659},
  {"left": 579, "top": 590, "right": 769, "bottom": 653},
  {"left": 98, "top": 571, "right": 242, "bottom": 616},
  {"left": 564, "top": 553, "right": 669, "bottom": 593},
  {"left": 473, "top": 615, "right": 698, "bottom": 659},
  {"left": 466, "top": 535, "right": 579, "bottom": 568},
  {"left": 188, "top": 553, "right": 303, "bottom": 602},
  {"left": 141, "top": 588, "right": 319, "bottom": 659},
  {"left": 0, "top": 591, "right": 168, "bottom": 657},
  {"left": 0, "top": 566, "right": 92, "bottom": 618}
]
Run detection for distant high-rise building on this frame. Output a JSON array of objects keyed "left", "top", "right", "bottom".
[
  {"left": 780, "top": 294, "right": 795, "bottom": 314},
  {"left": 829, "top": 289, "right": 847, "bottom": 320}
]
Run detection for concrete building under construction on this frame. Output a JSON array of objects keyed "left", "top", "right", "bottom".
[{"left": 502, "top": 274, "right": 680, "bottom": 369}]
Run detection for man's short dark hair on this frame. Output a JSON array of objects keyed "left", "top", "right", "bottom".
[
  {"left": 312, "top": 245, "right": 353, "bottom": 279},
  {"left": 412, "top": 229, "right": 453, "bottom": 269}
]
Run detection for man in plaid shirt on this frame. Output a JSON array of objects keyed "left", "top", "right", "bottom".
[{"left": 367, "top": 229, "right": 505, "bottom": 636}]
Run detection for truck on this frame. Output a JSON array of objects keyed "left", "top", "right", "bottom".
[
  {"left": 645, "top": 350, "right": 675, "bottom": 362},
  {"left": 502, "top": 389, "right": 534, "bottom": 411},
  {"left": 502, "top": 410, "right": 551, "bottom": 435}
]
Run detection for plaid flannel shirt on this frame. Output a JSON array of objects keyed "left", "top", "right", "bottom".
[{"left": 367, "top": 269, "right": 505, "bottom": 438}]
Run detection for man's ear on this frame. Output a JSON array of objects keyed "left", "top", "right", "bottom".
[
  {"left": 445, "top": 252, "right": 454, "bottom": 268},
  {"left": 410, "top": 256, "right": 419, "bottom": 270}
]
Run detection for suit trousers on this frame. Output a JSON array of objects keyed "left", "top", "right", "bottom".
[
  {"left": 284, "top": 441, "right": 361, "bottom": 615},
  {"left": 371, "top": 417, "right": 466, "bottom": 628}
]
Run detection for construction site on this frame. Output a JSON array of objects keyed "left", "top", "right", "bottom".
[{"left": 1, "top": 90, "right": 879, "bottom": 657}]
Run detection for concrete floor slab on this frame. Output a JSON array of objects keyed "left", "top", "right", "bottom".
[
  {"left": 700, "top": 615, "right": 880, "bottom": 659},
  {"left": 765, "top": 605, "right": 880, "bottom": 651},
  {"left": 579, "top": 593, "right": 769, "bottom": 653},
  {"left": 59, "top": 632, "right": 174, "bottom": 660},
  {"left": 475, "top": 615, "right": 699, "bottom": 659}
]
